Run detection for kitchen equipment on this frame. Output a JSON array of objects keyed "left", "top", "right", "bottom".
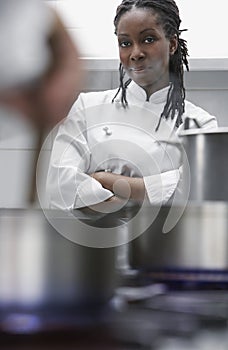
[
  {"left": 1, "top": 209, "right": 228, "bottom": 349},
  {"left": 179, "top": 123, "right": 228, "bottom": 201},
  {"left": 0, "top": 209, "right": 117, "bottom": 313},
  {"left": 128, "top": 202, "right": 228, "bottom": 285}
]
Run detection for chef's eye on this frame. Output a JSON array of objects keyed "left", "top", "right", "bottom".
[
  {"left": 119, "top": 40, "right": 131, "bottom": 48},
  {"left": 144, "top": 36, "right": 155, "bottom": 44}
]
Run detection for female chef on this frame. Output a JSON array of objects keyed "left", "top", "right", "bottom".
[{"left": 47, "top": 0, "right": 217, "bottom": 212}]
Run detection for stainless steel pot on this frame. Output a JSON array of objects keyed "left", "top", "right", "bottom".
[
  {"left": 128, "top": 202, "right": 228, "bottom": 275},
  {"left": 0, "top": 209, "right": 117, "bottom": 310},
  {"left": 180, "top": 126, "right": 228, "bottom": 201}
]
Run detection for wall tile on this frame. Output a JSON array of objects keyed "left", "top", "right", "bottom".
[
  {"left": 0, "top": 150, "right": 35, "bottom": 208},
  {"left": 184, "top": 71, "right": 228, "bottom": 90},
  {"left": 55, "top": 0, "right": 120, "bottom": 29},
  {"left": 111, "top": 71, "right": 119, "bottom": 89},
  {"left": 55, "top": 0, "right": 81, "bottom": 28},
  {"left": 83, "top": 71, "right": 112, "bottom": 91},
  {"left": 45, "top": 0, "right": 228, "bottom": 59},
  {"left": 0, "top": 109, "right": 35, "bottom": 149},
  {"left": 54, "top": 0, "right": 119, "bottom": 58},
  {"left": 0, "top": 150, "right": 51, "bottom": 208},
  {"left": 186, "top": 90, "right": 228, "bottom": 127},
  {"left": 67, "top": 28, "right": 118, "bottom": 58},
  {"left": 0, "top": 109, "right": 52, "bottom": 150}
]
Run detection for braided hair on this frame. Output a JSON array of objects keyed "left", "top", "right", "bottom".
[{"left": 112, "top": 0, "right": 189, "bottom": 130}]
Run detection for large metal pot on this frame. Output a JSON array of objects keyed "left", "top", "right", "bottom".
[
  {"left": 128, "top": 202, "right": 228, "bottom": 280},
  {"left": 0, "top": 209, "right": 117, "bottom": 312},
  {"left": 180, "top": 126, "right": 228, "bottom": 201}
]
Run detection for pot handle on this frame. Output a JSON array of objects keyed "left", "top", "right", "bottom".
[{"left": 184, "top": 117, "right": 201, "bottom": 130}]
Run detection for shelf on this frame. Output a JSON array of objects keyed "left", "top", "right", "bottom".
[{"left": 80, "top": 57, "right": 228, "bottom": 72}]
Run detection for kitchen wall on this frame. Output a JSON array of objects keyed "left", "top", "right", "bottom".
[
  {"left": 0, "top": 1, "right": 228, "bottom": 208},
  {"left": 44, "top": 0, "right": 228, "bottom": 59}
]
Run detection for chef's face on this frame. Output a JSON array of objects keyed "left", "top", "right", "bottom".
[{"left": 116, "top": 8, "right": 177, "bottom": 98}]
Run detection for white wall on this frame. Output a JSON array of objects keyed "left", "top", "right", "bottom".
[
  {"left": 45, "top": 0, "right": 228, "bottom": 59},
  {"left": 176, "top": 0, "right": 228, "bottom": 59},
  {"left": 44, "top": 0, "right": 120, "bottom": 58}
]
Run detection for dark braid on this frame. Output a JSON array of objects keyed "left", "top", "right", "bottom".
[
  {"left": 112, "top": 0, "right": 189, "bottom": 130},
  {"left": 112, "top": 63, "right": 131, "bottom": 107}
]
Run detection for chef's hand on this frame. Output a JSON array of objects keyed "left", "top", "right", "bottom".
[
  {"left": 0, "top": 10, "right": 83, "bottom": 129},
  {"left": 91, "top": 171, "right": 147, "bottom": 202}
]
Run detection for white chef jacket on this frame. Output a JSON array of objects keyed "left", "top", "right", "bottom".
[
  {"left": 0, "top": 0, "right": 53, "bottom": 89},
  {"left": 47, "top": 81, "right": 217, "bottom": 210}
]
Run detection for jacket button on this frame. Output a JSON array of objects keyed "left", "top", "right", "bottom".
[{"left": 103, "top": 126, "right": 112, "bottom": 136}]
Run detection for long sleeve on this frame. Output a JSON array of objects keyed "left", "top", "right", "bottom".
[
  {"left": 46, "top": 95, "right": 113, "bottom": 210},
  {"left": 143, "top": 169, "right": 180, "bottom": 205}
]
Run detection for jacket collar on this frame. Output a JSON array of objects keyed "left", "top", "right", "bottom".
[{"left": 127, "top": 81, "right": 171, "bottom": 104}]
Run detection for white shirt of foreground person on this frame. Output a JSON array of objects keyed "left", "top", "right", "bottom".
[
  {"left": 47, "top": 81, "right": 217, "bottom": 210},
  {"left": 0, "top": 0, "right": 53, "bottom": 89}
]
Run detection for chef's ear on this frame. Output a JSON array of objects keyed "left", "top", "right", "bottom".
[{"left": 169, "top": 34, "right": 178, "bottom": 55}]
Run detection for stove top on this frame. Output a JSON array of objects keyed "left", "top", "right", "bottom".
[
  {"left": 110, "top": 284, "right": 228, "bottom": 349},
  {"left": 1, "top": 283, "right": 228, "bottom": 350}
]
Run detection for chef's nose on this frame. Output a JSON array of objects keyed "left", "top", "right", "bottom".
[{"left": 130, "top": 45, "right": 145, "bottom": 61}]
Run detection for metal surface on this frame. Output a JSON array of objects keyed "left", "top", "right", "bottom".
[
  {"left": 0, "top": 209, "right": 117, "bottom": 310},
  {"left": 180, "top": 127, "right": 228, "bottom": 201},
  {"left": 1, "top": 210, "right": 228, "bottom": 348},
  {"left": 128, "top": 202, "right": 228, "bottom": 273}
]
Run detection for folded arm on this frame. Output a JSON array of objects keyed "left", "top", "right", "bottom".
[
  {"left": 91, "top": 168, "right": 181, "bottom": 207},
  {"left": 91, "top": 171, "right": 147, "bottom": 202}
]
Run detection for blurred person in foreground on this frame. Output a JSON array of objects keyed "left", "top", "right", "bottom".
[{"left": 0, "top": 0, "right": 83, "bottom": 129}]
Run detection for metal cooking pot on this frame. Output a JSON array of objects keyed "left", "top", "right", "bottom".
[
  {"left": 179, "top": 123, "right": 228, "bottom": 201},
  {"left": 0, "top": 209, "right": 117, "bottom": 312},
  {"left": 128, "top": 202, "right": 228, "bottom": 279}
]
